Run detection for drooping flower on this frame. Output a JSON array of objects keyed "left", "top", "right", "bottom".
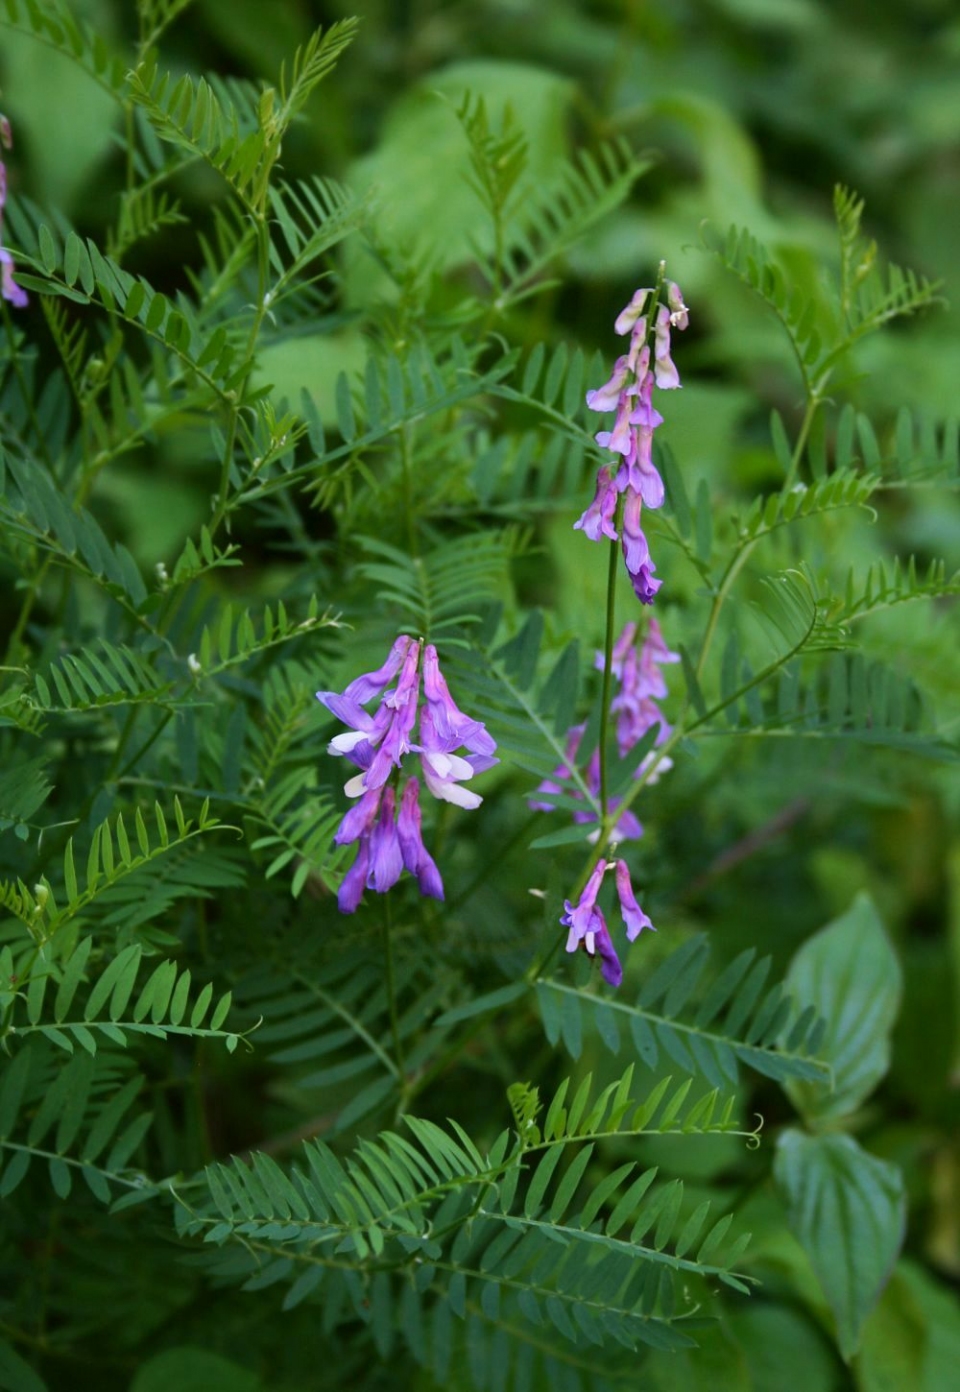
[
  {"left": 620, "top": 489, "right": 661, "bottom": 605},
  {"left": 574, "top": 466, "right": 619, "bottom": 542},
  {"left": 319, "top": 637, "right": 496, "bottom": 912},
  {"left": 529, "top": 722, "right": 642, "bottom": 843},
  {"left": 530, "top": 619, "right": 677, "bottom": 834},
  {"left": 576, "top": 271, "right": 688, "bottom": 604},
  {"left": 561, "top": 861, "right": 623, "bottom": 987},
  {"left": 0, "top": 249, "right": 27, "bottom": 310},
  {"left": 666, "top": 280, "right": 689, "bottom": 329},
  {"left": 615, "top": 859, "right": 656, "bottom": 941},
  {"left": 417, "top": 704, "right": 484, "bottom": 809},
  {"left": 601, "top": 617, "right": 680, "bottom": 759},
  {"left": 397, "top": 777, "right": 444, "bottom": 900},
  {"left": 585, "top": 355, "right": 631, "bottom": 412},
  {"left": 561, "top": 857, "right": 656, "bottom": 985},
  {"left": 367, "top": 786, "right": 404, "bottom": 893},
  {"left": 0, "top": 114, "right": 27, "bottom": 310},
  {"left": 614, "top": 288, "right": 652, "bottom": 336},
  {"left": 652, "top": 304, "right": 680, "bottom": 389},
  {"left": 318, "top": 636, "right": 423, "bottom": 797},
  {"left": 421, "top": 644, "right": 498, "bottom": 772}
]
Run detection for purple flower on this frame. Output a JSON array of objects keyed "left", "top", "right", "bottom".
[
  {"left": 320, "top": 636, "right": 495, "bottom": 912},
  {"left": 318, "top": 637, "right": 423, "bottom": 796},
  {"left": 585, "top": 355, "right": 631, "bottom": 412},
  {"left": 637, "top": 617, "right": 681, "bottom": 699},
  {"left": 397, "top": 777, "right": 444, "bottom": 900},
  {"left": 338, "top": 837, "right": 371, "bottom": 913},
  {"left": 625, "top": 376, "right": 665, "bottom": 507},
  {"left": 591, "top": 918, "right": 623, "bottom": 987},
  {"left": 531, "top": 619, "right": 679, "bottom": 834},
  {"left": 562, "top": 860, "right": 608, "bottom": 939},
  {"left": 529, "top": 725, "right": 642, "bottom": 843},
  {"left": 653, "top": 305, "right": 680, "bottom": 389},
  {"left": 595, "top": 394, "right": 635, "bottom": 458},
  {"left": 667, "top": 281, "right": 689, "bottom": 329},
  {"left": 627, "top": 333, "right": 650, "bottom": 381},
  {"left": 561, "top": 857, "right": 655, "bottom": 987},
  {"left": 621, "top": 489, "right": 661, "bottom": 605},
  {"left": 614, "top": 288, "right": 652, "bottom": 336},
  {"left": 0, "top": 248, "right": 27, "bottom": 310},
  {"left": 574, "top": 467, "right": 620, "bottom": 542},
  {"left": 417, "top": 704, "right": 484, "bottom": 809},
  {"left": 422, "top": 644, "right": 498, "bottom": 772},
  {"left": 368, "top": 786, "right": 403, "bottom": 892},
  {"left": 340, "top": 634, "right": 413, "bottom": 705},
  {"left": 0, "top": 115, "right": 27, "bottom": 311},
  {"left": 602, "top": 617, "right": 680, "bottom": 757},
  {"left": 615, "top": 859, "right": 655, "bottom": 941},
  {"left": 579, "top": 276, "right": 688, "bottom": 605},
  {"left": 334, "top": 785, "right": 382, "bottom": 847}
]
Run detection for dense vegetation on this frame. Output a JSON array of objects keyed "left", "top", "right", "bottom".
[{"left": 1, "top": 2, "right": 958, "bottom": 1389}]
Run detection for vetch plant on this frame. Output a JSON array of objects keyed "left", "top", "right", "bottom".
[
  {"left": 0, "top": 6, "right": 957, "bottom": 1391},
  {"left": 317, "top": 636, "right": 497, "bottom": 909}
]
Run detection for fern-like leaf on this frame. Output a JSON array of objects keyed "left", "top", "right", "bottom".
[{"left": 536, "top": 933, "right": 829, "bottom": 1086}]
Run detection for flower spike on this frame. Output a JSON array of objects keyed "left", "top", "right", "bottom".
[
  {"left": 319, "top": 637, "right": 495, "bottom": 912},
  {"left": 576, "top": 274, "right": 688, "bottom": 605}
]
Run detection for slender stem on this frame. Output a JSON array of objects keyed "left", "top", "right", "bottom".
[
  {"left": 382, "top": 896, "right": 405, "bottom": 1078},
  {"left": 696, "top": 391, "right": 821, "bottom": 682},
  {"left": 782, "top": 391, "right": 820, "bottom": 490},
  {"left": 4, "top": 560, "right": 50, "bottom": 662},
  {"left": 597, "top": 532, "right": 620, "bottom": 819},
  {"left": 695, "top": 543, "right": 756, "bottom": 682}
]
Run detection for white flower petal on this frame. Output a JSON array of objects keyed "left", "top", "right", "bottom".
[{"left": 330, "top": 731, "right": 367, "bottom": 755}]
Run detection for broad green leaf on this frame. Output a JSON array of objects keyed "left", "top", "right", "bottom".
[
  {"left": 727, "top": 1305, "right": 839, "bottom": 1392},
  {"left": 854, "top": 1269, "right": 927, "bottom": 1392},
  {"left": 0, "top": 1336, "right": 48, "bottom": 1392},
  {"left": 774, "top": 1129, "right": 906, "bottom": 1359},
  {"left": 130, "top": 1348, "right": 262, "bottom": 1392},
  {"left": 785, "top": 892, "right": 901, "bottom": 1123}
]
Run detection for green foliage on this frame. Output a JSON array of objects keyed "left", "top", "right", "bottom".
[
  {"left": 507, "top": 1063, "right": 756, "bottom": 1148},
  {"left": 708, "top": 193, "right": 941, "bottom": 399},
  {"left": 775, "top": 1131, "right": 906, "bottom": 1361},
  {"left": 784, "top": 893, "right": 902, "bottom": 1124},
  {"left": 1, "top": 3, "right": 958, "bottom": 1390},
  {"left": 536, "top": 932, "right": 829, "bottom": 1086},
  {"left": 176, "top": 1094, "right": 755, "bottom": 1366}
]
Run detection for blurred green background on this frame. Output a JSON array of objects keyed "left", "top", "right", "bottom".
[
  {"left": 3, "top": 1, "right": 959, "bottom": 1385},
  {"left": 5, "top": 0, "right": 960, "bottom": 559}
]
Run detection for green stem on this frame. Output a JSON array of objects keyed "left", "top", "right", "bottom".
[
  {"left": 696, "top": 391, "right": 821, "bottom": 683},
  {"left": 382, "top": 895, "right": 405, "bottom": 1079},
  {"left": 597, "top": 530, "right": 620, "bottom": 819},
  {"left": 782, "top": 391, "right": 820, "bottom": 490}
]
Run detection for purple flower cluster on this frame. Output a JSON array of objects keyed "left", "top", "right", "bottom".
[
  {"left": 0, "top": 116, "right": 27, "bottom": 310},
  {"left": 603, "top": 617, "right": 680, "bottom": 766},
  {"left": 530, "top": 618, "right": 679, "bottom": 839},
  {"left": 561, "top": 858, "right": 655, "bottom": 988},
  {"left": 576, "top": 279, "right": 688, "bottom": 602},
  {"left": 531, "top": 619, "right": 679, "bottom": 984},
  {"left": 317, "top": 636, "right": 497, "bottom": 913}
]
